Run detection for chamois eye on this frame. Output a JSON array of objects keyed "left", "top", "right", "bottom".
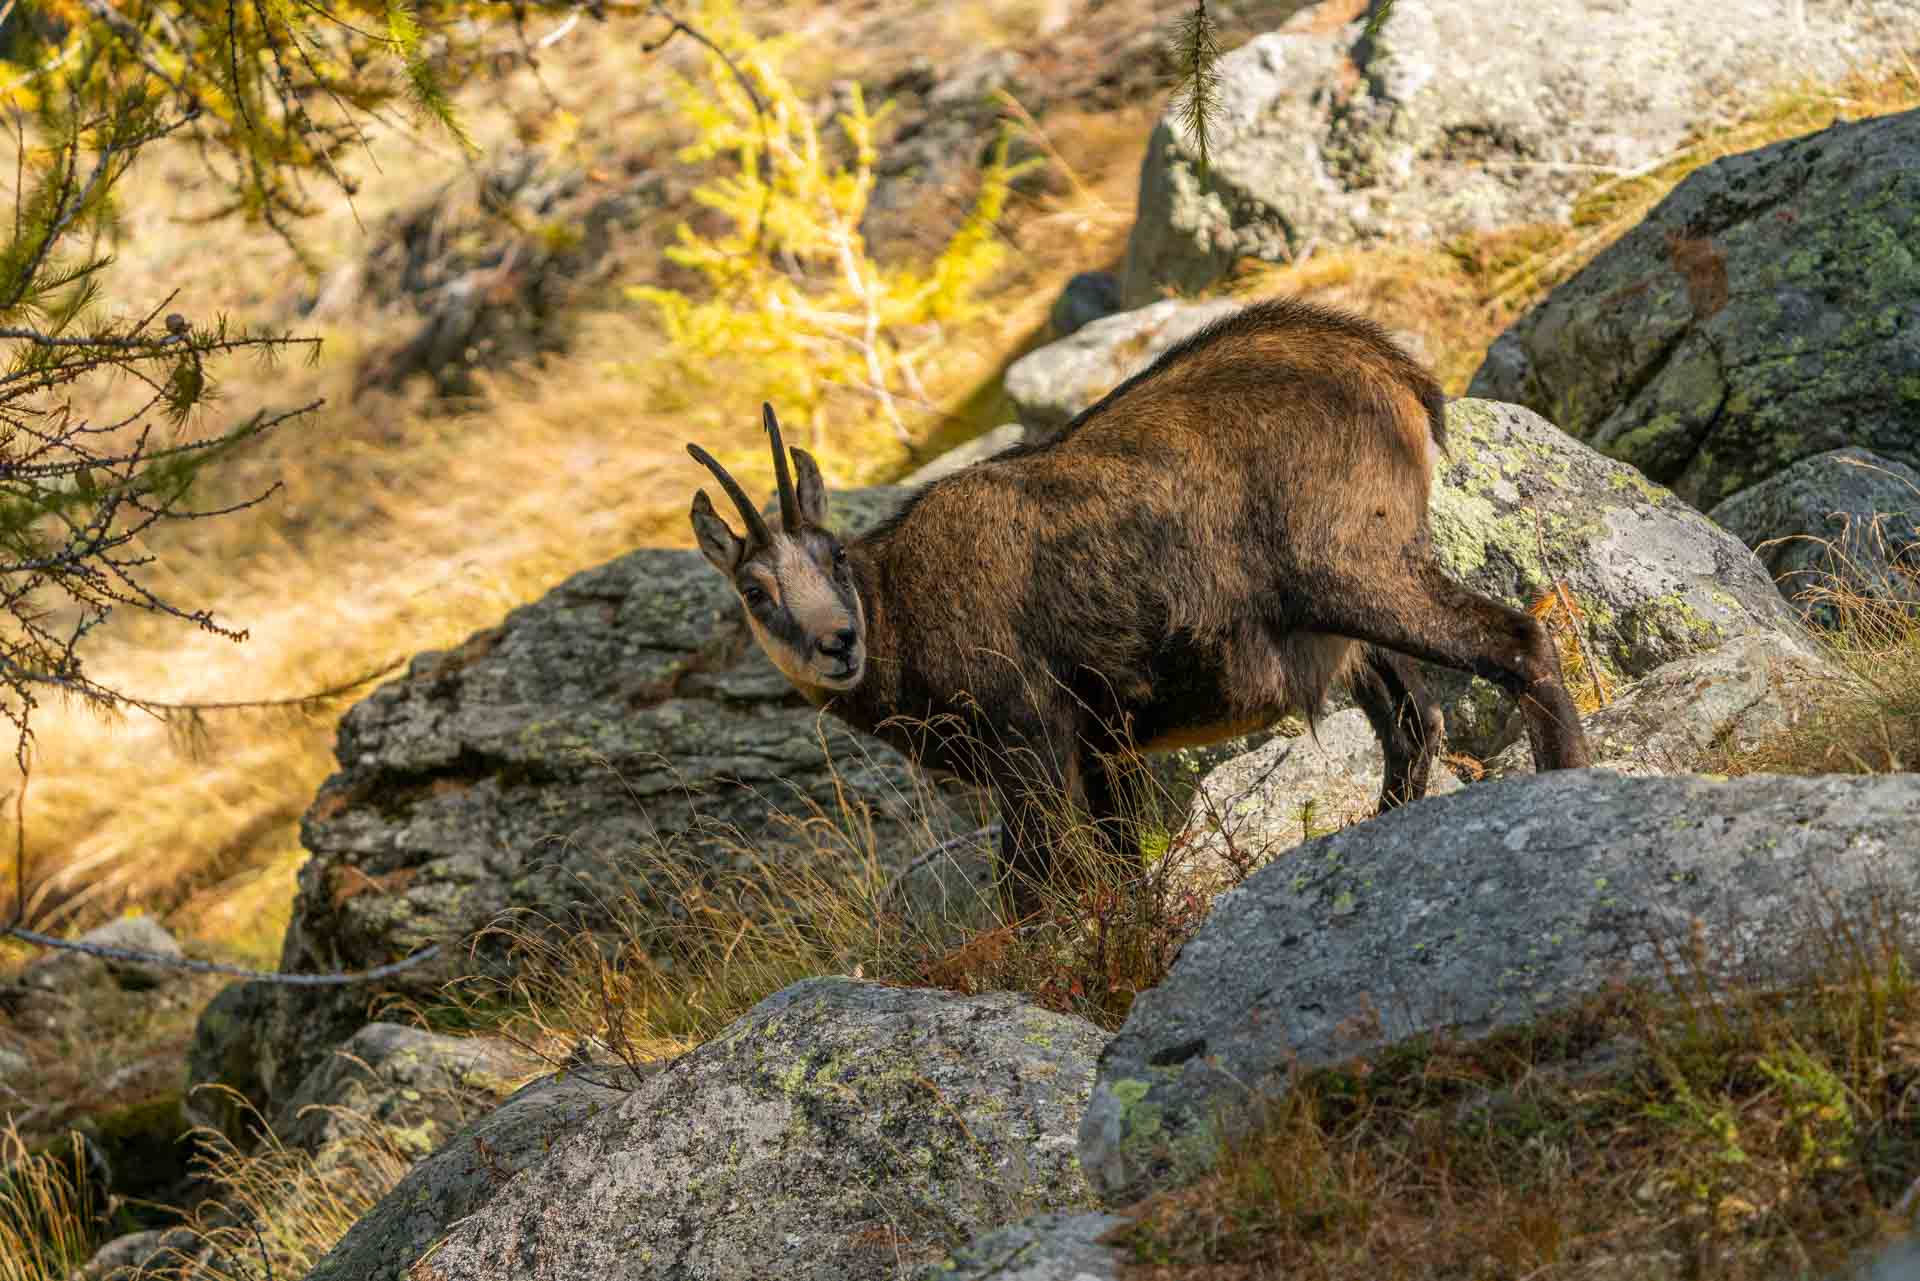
[
  {"left": 832, "top": 546, "right": 847, "bottom": 567},
  {"left": 740, "top": 584, "right": 768, "bottom": 608}
]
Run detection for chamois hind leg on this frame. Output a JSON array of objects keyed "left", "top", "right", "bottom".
[
  {"left": 1310, "top": 559, "right": 1593, "bottom": 772},
  {"left": 1348, "top": 645, "right": 1444, "bottom": 812}
]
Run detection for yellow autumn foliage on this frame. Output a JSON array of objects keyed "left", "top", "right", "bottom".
[{"left": 629, "top": 0, "right": 1037, "bottom": 479}]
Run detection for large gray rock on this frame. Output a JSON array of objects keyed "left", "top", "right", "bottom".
[
  {"left": 1078, "top": 769, "right": 1920, "bottom": 1205},
  {"left": 413, "top": 978, "right": 1107, "bottom": 1281},
  {"left": 1423, "top": 398, "right": 1804, "bottom": 755},
  {"left": 914, "top": 1211, "right": 1130, "bottom": 1281},
  {"left": 1482, "top": 631, "right": 1852, "bottom": 779},
  {"left": 1119, "top": 0, "right": 1919, "bottom": 306},
  {"left": 272, "top": 1023, "right": 538, "bottom": 1157},
  {"left": 1003, "top": 298, "right": 1243, "bottom": 434},
  {"left": 1469, "top": 109, "right": 1920, "bottom": 511},
  {"left": 1183, "top": 708, "right": 1464, "bottom": 880},
  {"left": 191, "top": 485, "right": 975, "bottom": 1133},
  {"left": 305, "top": 1068, "right": 631, "bottom": 1281},
  {"left": 1707, "top": 448, "right": 1920, "bottom": 625}
]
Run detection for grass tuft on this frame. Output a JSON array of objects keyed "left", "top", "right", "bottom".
[
  {"left": 169, "top": 1087, "right": 444, "bottom": 1281},
  {"left": 0, "top": 1123, "right": 102, "bottom": 1281},
  {"left": 1701, "top": 485, "right": 1920, "bottom": 779}
]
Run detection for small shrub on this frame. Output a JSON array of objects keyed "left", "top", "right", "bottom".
[
  {"left": 627, "top": 0, "right": 1036, "bottom": 479},
  {"left": 1701, "top": 483, "right": 1920, "bottom": 779}
]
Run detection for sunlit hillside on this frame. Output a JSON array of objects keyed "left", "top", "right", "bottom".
[{"left": 0, "top": 0, "right": 1162, "bottom": 962}]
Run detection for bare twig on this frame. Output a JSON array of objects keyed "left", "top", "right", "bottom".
[
  {"left": 0, "top": 927, "right": 443, "bottom": 985},
  {"left": 642, "top": 1, "right": 774, "bottom": 258}
]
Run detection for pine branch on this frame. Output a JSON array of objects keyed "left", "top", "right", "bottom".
[{"left": 1168, "top": 0, "right": 1223, "bottom": 186}]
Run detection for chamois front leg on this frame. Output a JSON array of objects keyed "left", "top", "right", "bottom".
[
  {"left": 993, "top": 741, "right": 1145, "bottom": 923},
  {"left": 985, "top": 714, "right": 1097, "bottom": 923},
  {"left": 994, "top": 773, "right": 1064, "bottom": 925}
]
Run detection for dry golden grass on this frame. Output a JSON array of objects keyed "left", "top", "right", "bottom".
[
  {"left": 175, "top": 1090, "right": 431, "bottom": 1281},
  {"left": 0, "top": 1123, "right": 101, "bottom": 1281}
]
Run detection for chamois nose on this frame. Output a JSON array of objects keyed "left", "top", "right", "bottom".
[{"left": 819, "top": 627, "right": 857, "bottom": 659}]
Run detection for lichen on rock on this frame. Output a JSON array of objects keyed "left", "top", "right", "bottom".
[
  {"left": 412, "top": 977, "right": 1108, "bottom": 1281},
  {"left": 1469, "top": 109, "right": 1920, "bottom": 511}
]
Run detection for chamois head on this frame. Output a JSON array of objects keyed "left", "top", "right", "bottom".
[{"left": 686, "top": 404, "right": 866, "bottom": 692}]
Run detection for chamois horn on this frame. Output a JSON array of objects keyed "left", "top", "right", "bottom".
[
  {"left": 686, "top": 443, "right": 773, "bottom": 547},
  {"left": 764, "top": 402, "right": 802, "bottom": 532}
]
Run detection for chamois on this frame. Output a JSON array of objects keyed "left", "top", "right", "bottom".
[{"left": 686, "top": 297, "right": 1592, "bottom": 916}]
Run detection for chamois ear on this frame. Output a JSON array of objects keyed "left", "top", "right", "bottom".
[
  {"left": 690, "top": 489, "right": 745, "bottom": 574},
  {"left": 790, "top": 447, "right": 829, "bottom": 528}
]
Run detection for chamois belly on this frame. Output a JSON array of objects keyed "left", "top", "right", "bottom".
[
  {"left": 1137, "top": 714, "right": 1287, "bottom": 753},
  {"left": 1127, "top": 625, "right": 1360, "bottom": 753}
]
